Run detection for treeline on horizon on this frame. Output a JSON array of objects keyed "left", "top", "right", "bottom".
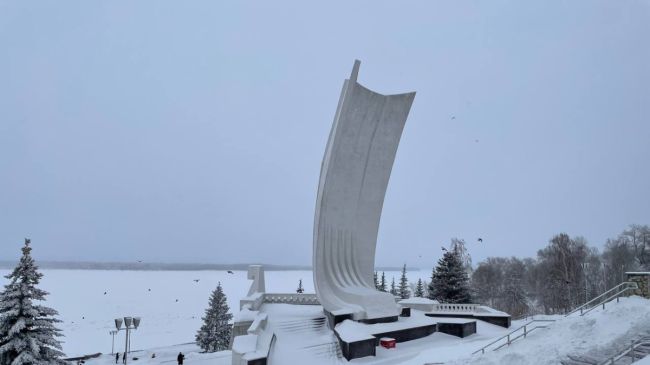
[
  {"left": 464, "top": 224, "right": 650, "bottom": 317},
  {"left": 0, "top": 260, "right": 407, "bottom": 272}
]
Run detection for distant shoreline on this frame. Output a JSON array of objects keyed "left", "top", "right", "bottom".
[{"left": 0, "top": 261, "right": 408, "bottom": 272}]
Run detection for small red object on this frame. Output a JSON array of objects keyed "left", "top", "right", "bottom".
[{"left": 380, "top": 337, "right": 396, "bottom": 349}]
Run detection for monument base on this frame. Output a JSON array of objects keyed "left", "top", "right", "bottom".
[
  {"left": 437, "top": 320, "right": 477, "bottom": 338},
  {"left": 324, "top": 310, "right": 398, "bottom": 329},
  {"left": 331, "top": 309, "right": 482, "bottom": 360}
]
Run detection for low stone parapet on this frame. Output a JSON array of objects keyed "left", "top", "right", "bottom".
[{"left": 262, "top": 293, "right": 319, "bottom": 305}]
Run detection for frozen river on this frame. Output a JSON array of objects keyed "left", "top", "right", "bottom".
[{"left": 0, "top": 268, "right": 418, "bottom": 357}]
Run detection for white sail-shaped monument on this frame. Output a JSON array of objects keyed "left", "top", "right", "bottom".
[{"left": 313, "top": 60, "right": 416, "bottom": 323}]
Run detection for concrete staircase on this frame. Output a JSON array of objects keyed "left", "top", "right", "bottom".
[
  {"left": 473, "top": 281, "right": 640, "bottom": 357},
  {"left": 561, "top": 336, "right": 650, "bottom": 365},
  {"left": 268, "top": 315, "right": 343, "bottom": 364}
]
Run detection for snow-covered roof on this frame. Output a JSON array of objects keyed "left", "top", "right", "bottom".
[
  {"left": 334, "top": 320, "right": 376, "bottom": 342},
  {"left": 335, "top": 311, "right": 438, "bottom": 342}
]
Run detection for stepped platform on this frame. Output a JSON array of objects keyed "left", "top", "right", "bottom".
[{"left": 333, "top": 310, "right": 477, "bottom": 360}]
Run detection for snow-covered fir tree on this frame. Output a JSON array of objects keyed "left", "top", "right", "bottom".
[
  {"left": 414, "top": 278, "right": 425, "bottom": 297},
  {"left": 398, "top": 264, "right": 410, "bottom": 299},
  {"left": 0, "top": 239, "right": 66, "bottom": 365},
  {"left": 296, "top": 279, "right": 304, "bottom": 294},
  {"left": 196, "top": 282, "right": 233, "bottom": 352},
  {"left": 390, "top": 277, "right": 397, "bottom": 296},
  {"left": 379, "top": 272, "right": 387, "bottom": 292},
  {"left": 428, "top": 250, "right": 472, "bottom": 303}
]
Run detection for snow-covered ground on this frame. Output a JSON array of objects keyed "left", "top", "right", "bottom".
[
  {"left": 78, "top": 343, "right": 230, "bottom": 365},
  {"left": 445, "top": 296, "right": 650, "bottom": 365},
  {"left": 0, "top": 268, "right": 414, "bottom": 357},
  {"left": 2, "top": 268, "right": 648, "bottom": 364}
]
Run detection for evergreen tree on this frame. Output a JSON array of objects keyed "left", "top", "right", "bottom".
[
  {"left": 196, "top": 283, "right": 233, "bottom": 352},
  {"left": 373, "top": 272, "right": 379, "bottom": 290},
  {"left": 398, "top": 264, "right": 410, "bottom": 299},
  {"left": 427, "top": 267, "right": 436, "bottom": 300},
  {"left": 0, "top": 239, "right": 66, "bottom": 365},
  {"left": 423, "top": 280, "right": 430, "bottom": 298},
  {"left": 379, "top": 272, "right": 387, "bottom": 292},
  {"left": 390, "top": 277, "right": 397, "bottom": 296},
  {"left": 428, "top": 250, "right": 472, "bottom": 303},
  {"left": 414, "top": 278, "right": 425, "bottom": 298},
  {"left": 296, "top": 279, "right": 304, "bottom": 294}
]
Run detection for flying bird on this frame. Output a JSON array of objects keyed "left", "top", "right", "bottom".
[
  {"left": 175, "top": 299, "right": 179, "bottom": 302},
  {"left": 104, "top": 291, "right": 107, "bottom": 295},
  {"left": 193, "top": 279, "right": 200, "bottom": 283},
  {"left": 441, "top": 247, "right": 447, "bottom": 251},
  {"left": 477, "top": 238, "right": 483, "bottom": 243},
  {"left": 451, "top": 116, "right": 456, "bottom": 120},
  {"left": 227, "top": 270, "right": 234, "bottom": 274}
]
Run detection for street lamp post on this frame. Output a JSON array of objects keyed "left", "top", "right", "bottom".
[
  {"left": 114, "top": 316, "right": 141, "bottom": 365},
  {"left": 109, "top": 330, "right": 118, "bottom": 354}
]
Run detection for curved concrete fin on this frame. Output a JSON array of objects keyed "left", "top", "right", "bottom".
[{"left": 313, "top": 61, "right": 416, "bottom": 321}]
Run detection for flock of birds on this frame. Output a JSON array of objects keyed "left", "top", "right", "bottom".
[
  {"left": 441, "top": 238, "right": 483, "bottom": 252},
  {"left": 416, "top": 238, "right": 484, "bottom": 258},
  {"left": 92, "top": 269, "right": 237, "bottom": 308},
  {"left": 69, "top": 268, "right": 238, "bottom": 323}
]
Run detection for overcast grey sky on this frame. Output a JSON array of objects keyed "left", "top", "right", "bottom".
[{"left": 1, "top": 1, "right": 649, "bottom": 268}]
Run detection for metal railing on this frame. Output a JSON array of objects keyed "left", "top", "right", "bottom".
[
  {"left": 565, "top": 282, "right": 638, "bottom": 317},
  {"left": 472, "top": 319, "right": 556, "bottom": 355},
  {"left": 598, "top": 337, "right": 650, "bottom": 365}
]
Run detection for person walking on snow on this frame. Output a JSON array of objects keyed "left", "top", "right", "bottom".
[
  {"left": 122, "top": 352, "right": 127, "bottom": 364},
  {"left": 177, "top": 352, "right": 185, "bottom": 365},
  {"left": 115, "top": 353, "right": 119, "bottom": 364}
]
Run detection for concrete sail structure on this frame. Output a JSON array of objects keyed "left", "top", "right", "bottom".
[{"left": 313, "top": 60, "right": 416, "bottom": 322}]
